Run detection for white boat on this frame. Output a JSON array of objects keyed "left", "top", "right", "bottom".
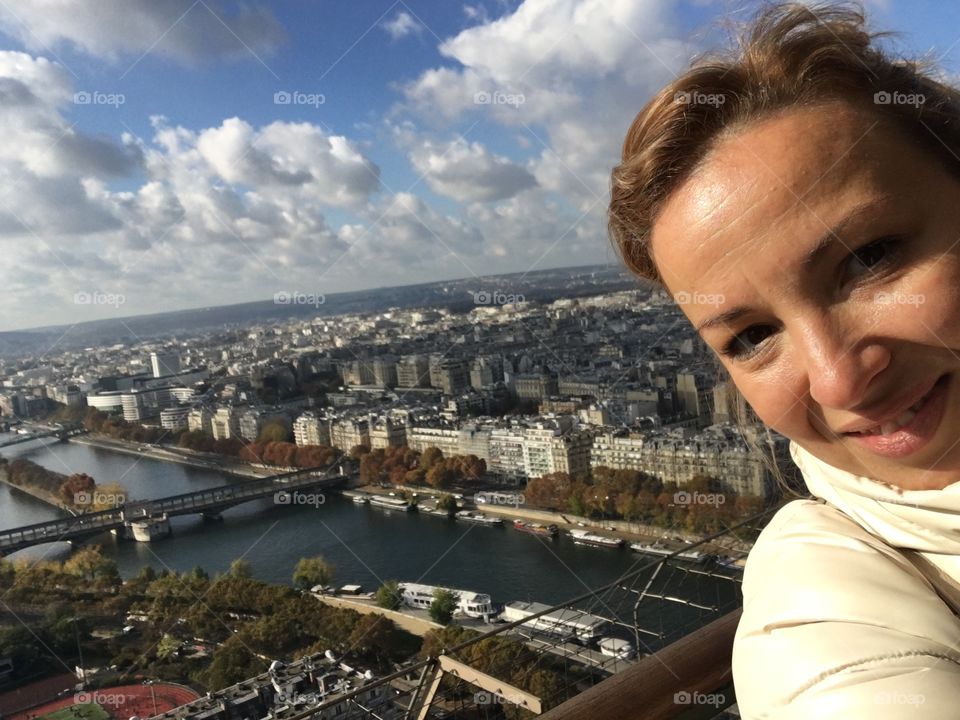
[
  {"left": 599, "top": 637, "right": 636, "bottom": 660},
  {"left": 630, "top": 541, "right": 672, "bottom": 557},
  {"left": 351, "top": 494, "right": 370, "bottom": 505},
  {"left": 368, "top": 495, "right": 413, "bottom": 511},
  {"left": 501, "top": 600, "right": 610, "bottom": 644},
  {"left": 455, "top": 510, "right": 503, "bottom": 526},
  {"left": 677, "top": 548, "right": 709, "bottom": 564},
  {"left": 398, "top": 582, "right": 497, "bottom": 620},
  {"left": 568, "top": 529, "right": 623, "bottom": 548},
  {"left": 630, "top": 542, "right": 709, "bottom": 564}
]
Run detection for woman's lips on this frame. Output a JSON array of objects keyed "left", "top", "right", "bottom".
[{"left": 844, "top": 373, "right": 951, "bottom": 459}]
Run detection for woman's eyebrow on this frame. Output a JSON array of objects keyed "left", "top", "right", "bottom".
[
  {"left": 696, "top": 306, "right": 751, "bottom": 333},
  {"left": 801, "top": 195, "right": 898, "bottom": 270},
  {"left": 695, "top": 196, "right": 900, "bottom": 335}
]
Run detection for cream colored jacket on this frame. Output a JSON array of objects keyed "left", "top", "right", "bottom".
[{"left": 732, "top": 440, "right": 960, "bottom": 719}]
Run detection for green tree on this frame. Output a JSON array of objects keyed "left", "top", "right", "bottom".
[
  {"left": 429, "top": 588, "right": 458, "bottom": 625},
  {"left": 375, "top": 580, "right": 403, "bottom": 610},
  {"left": 292, "top": 556, "right": 335, "bottom": 591},
  {"left": 258, "top": 421, "right": 291, "bottom": 443},
  {"left": 63, "top": 546, "right": 120, "bottom": 587},
  {"left": 228, "top": 559, "right": 252, "bottom": 579},
  {"left": 156, "top": 633, "right": 182, "bottom": 661}
]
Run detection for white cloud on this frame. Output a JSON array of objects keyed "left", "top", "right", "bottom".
[
  {"left": 382, "top": 11, "right": 423, "bottom": 39},
  {"left": 408, "top": 137, "right": 537, "bottom": 202},
  {"left": 0, "top": 0, "right": 284, "bottom": 63},
  {"left": 0, "top": 0, "right": 706, "bottom": 330},
  {"left": 402, "top": 0, "right": 690, "bottom": 210}
]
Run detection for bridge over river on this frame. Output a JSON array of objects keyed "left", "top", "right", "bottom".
[
  {"left": 0, "top": 462, "right": 347, "bottom": 556},
  {"left": 0, "top": 421, "right": 87, "bottom": 449}
]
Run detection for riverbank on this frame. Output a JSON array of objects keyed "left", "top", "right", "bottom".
[
  {"left": 354, "top": 483, "right": 755, "bottom": 557},
  {"left": 310, "top": 593, "right": 443, "bottom": 636},
  {"left": 70, "top": 434, "right": 275, "bottom": 478}
]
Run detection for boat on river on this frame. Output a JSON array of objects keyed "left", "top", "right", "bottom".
[
  {"left": 513, "top": 519, "right": 558, "bottom": 537},
  {"left": 368, "top": 495, "right": 414, "bottom": 511},
  {"left": 455, "top": 510, "right": 503, "bottom": 526},
  {"left": 568, "top": 529, "right": 624, "bottom": 549}
]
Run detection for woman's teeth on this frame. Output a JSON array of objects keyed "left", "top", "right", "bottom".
[{"left": 856, "top": 395, "right": 928, "bottom": 436}]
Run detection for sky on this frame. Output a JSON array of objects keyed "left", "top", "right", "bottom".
[{"left": 0, "top": 0, "right": 956, "bottom": 331}]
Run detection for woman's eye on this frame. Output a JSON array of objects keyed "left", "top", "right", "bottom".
[
  {"left": 844, "top": 236, "right": 900, "bottom": 282},
  {"left": 721, "top": 325, "right": 775, "bottom": 360}
]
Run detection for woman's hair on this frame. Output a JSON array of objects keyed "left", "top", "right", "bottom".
[{"left": 609, "top": 1, "right": 960, "bottom": 498}]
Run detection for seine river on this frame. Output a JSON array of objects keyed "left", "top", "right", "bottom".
[{"left": 0, "top": 435, "right": 739, "bottom": 625}]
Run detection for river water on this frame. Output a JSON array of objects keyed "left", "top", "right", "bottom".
[{"left": 0, "top": 435, "right": 740, "bottom": 624}]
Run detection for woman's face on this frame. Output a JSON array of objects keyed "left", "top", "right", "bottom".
[{"left": 650, "top": 100, "right": 960, "bottom": 490}]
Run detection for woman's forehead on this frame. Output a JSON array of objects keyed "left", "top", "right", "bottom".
[{"left": 650, "top": 104, "right": 910, "bottom": 290}]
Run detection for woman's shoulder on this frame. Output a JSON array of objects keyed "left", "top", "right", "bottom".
[{"left": 732, "top": 498, "right": 960, "bottom": 719}]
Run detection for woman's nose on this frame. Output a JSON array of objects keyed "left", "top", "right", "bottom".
[{"left": 801, "top": 317, "right": 891, "bottom": 410}]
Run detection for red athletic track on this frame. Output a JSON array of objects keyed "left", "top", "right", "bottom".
[{"left": 8, "top": 682, "right": 200, "bottom": 720}]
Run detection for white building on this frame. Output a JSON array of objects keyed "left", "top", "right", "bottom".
[{"left": 293, "top": 412, "right": 331, "bottom": 447}]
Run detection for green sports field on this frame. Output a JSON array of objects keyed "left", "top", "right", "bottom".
[{"left": 38, "top": 703, "right": 112, "bottom": 720}]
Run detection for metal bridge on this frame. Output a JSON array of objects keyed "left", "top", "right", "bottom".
[
  {"left": 0, "top": 463, "right": 347, "bottom": 556},
  {"left": 0, "top": 422, "right": 87, "bottom": 449}
]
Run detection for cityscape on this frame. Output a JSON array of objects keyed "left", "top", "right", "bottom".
[
  {"left": 0, "top": 264, "right": 788, "bottom": 720},
  {"left": 2, "top": 1, "right": 943, "bottom": 719}
]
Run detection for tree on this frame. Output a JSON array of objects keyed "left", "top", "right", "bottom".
[
  {"left": 350, "top": 444, "right": 371, "bottom": 460},
  {"left": 60, "top": 473, "right": 96, "bottom": 505},
  {"left": 190, "top": 566, "right": 210, "bottom": 581},
  {"left": 375, "top": 580, "right": 403, "bottom": 610},
  {"left": 436, "top": 494, "right": 458, "bottom": 514},
  {"left": 429, "top": 588, "right": 458, "bottom": 625},
  {"left": 420, "top": 447, "right": 443, "bottom": 472},
  {"left": 292, "top": 556, "right": 335, "bottom": 591},
  {"left": 228, "top": 559, "right": 252, "bottom": 579},
  {"left": 63, "top": 546, "right": 120, "bottom": 587},
  {"left": 258, "top": 421, "right": 291, "bottom": 443},
  {"left": 90, "top": 482, "right": 128, "bottom": 510},
  {"left": 346, "top": 614, "right": 404, "bottom": 663},
  {"left": 137, "top": 565, "right": 157, "bottom": 583},
  {"left": 425, "top": 463, "right": 454, "bottom": 489},
  {"left": 156, "top": 633, "right": 182, "bottom": 661}
]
